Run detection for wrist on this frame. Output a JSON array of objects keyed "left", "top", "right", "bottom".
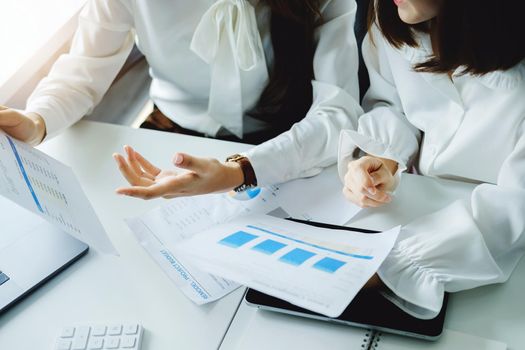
[
  {"left": 223, "top": 161, "right": 245, "bottom": 190},
  {"left": 225, "top": 154, "right": 258, "bottom": 192},
  {"left": 26, "top": 112, "right": 46, "bottom": 146}
]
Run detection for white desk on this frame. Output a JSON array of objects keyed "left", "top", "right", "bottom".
[
  {"left": 221, "top": 166, "right": 525, "bottom": 349},
  {"left": 0, "top": 121, "right": 252, "bottom": 350},
  {"left": 0, "top": 121, "right": 523, "bottom": 349}
]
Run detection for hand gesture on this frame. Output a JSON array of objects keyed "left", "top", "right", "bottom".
[
  {"left": 114, "top": 145, "right": 244, "bottom": 200},
  {"left": 343, "top": 155, "right": 398, "bottom": 208}
]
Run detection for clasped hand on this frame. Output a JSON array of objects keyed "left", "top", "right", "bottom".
[
  {"left": 113, "top": 145, "right": 244, "bottom": 200},
  {"left": 343, "top": 155, "right": 398, "bottom": 208}
]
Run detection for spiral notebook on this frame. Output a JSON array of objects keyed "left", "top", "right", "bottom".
[{"left": 229, "top": 308, "right": 507, "bottom": 350}]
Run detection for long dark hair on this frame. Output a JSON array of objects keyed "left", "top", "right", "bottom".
[
  {"left": 249, "top": 0, "right": 321, "bottom": 136},
  {"left": 368, "top": 0, "right": 525, "bottom": 75}
]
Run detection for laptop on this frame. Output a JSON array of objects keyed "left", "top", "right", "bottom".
[
  {"left": 0, "top": 196, "right": 88, "bottom": 314},
  {"left": 244, "top": 219, "right": 448, "bottom": 341}
]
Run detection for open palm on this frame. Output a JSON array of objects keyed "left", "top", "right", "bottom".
[{"left": 113, "top": 145, "right": 243, "bottom": 200}]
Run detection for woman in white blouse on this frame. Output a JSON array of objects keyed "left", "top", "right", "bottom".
[
  {"left": 341, "top": 0, "right": 525, "bottom": 318},
  {"left": 0, "top": 0, "right": 362, "bottom": 196}
]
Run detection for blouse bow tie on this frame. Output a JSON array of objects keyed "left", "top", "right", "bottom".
[{"left": 191, "top": 0, "right": 268, "bottom": 138}]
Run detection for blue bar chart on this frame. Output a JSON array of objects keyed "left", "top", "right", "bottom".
[
  {"left": 279, "top": 248, "right": 316, "bottom": 266},
  {"left": 219, "top": 231, "right": 258, "bottom": 248},
  {"left": 216, "top": 226, "right": 358, "bottom": 274},
  {"left": 313, "top": 257, "right": 347, "bottom": 273},
  {"left": 252, "top": 239, "right": 287, "bottom": 255},
  {"left": 177, "top": 214, "right": 401, "bottom": 317}
]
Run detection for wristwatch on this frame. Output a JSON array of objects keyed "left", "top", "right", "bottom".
[{"left": 225, "top": 154, "right": 258, "bottom": 192}]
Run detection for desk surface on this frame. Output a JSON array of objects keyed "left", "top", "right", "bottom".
[
  {"left": 0, "top": 121, "right": 523, "bottom": 349},
  {"left": 0, "top": 121, "right": 252, "bottom": 350}
]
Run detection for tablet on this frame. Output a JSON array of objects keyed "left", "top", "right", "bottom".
[{"left": 244, "top": 219, "right": 448, "bottom": 341}]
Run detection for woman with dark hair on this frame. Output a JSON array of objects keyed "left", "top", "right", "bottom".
[
  {"left": 341, "top": 0, "right": 525, "bottom": 318},
  {"left": 0, "top": 0, "right": 362, "bottom": 198}
]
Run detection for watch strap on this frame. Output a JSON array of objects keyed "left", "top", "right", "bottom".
[{"left": 226, "top": 154, "right": 258, "bottom": 192}]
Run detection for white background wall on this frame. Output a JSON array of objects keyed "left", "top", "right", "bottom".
[{"left": 0, "top": 0, "right": 86, "bottom": 108}]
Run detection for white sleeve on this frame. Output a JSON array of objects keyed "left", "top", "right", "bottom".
[
  {"left": 337, "top": 25, "right": 421, "bottom": 183},
  {"left": 378, "top": 122, "right": 525, "bottom": 319},
  {"left": 25, "top": 0, "right": 135, "bottom": 140},
  {"left": 246, "top": 0, "right": 363, "bottom": 186}
]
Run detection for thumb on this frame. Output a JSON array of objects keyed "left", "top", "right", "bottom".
[
  {"left": 173, "top": 153, "right": 206, "bottom": 172},
  {"left": 364, "top": 157, "right": 385, "bottom": 173}
]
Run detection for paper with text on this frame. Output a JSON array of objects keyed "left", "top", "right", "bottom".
[
  {"left": 0, "top": 132, "right": 117, "bottom": 254},
  {"left": 126, "top": 190, "right": 280, "bottom": 304},
  {"left": 174, "top": 215, "right": 400, "bottom": 317},
  {"left": 126, "top": 167, "right": 361, "bottom": 304},
  {"left": 271, "top": 166, "right": 360, "bottom": 225}
]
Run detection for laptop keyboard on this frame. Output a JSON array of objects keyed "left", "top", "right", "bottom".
[{"left": 0, "top": 271, "right": 9, "bottom": 286}]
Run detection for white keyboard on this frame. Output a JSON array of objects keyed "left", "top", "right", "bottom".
[{"left": 55, "top": 323, "right": 143, "bottom": 350}]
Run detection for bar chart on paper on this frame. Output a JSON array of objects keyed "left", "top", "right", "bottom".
[
  {"left": 1, "top": 135, "right": 81, "bottom": 233},
  {"left": 0, "top": 131, "right": 116, "bottom": 254},
  {"left": 175, "top": 214, "right": 400, "bottom": 317},
  {"left": 217, "top": 224, "right": 375, "bottom": 275}
]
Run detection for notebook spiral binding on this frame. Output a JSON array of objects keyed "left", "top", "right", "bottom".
[
  {"left": 366, "top": 331, "right": 382, "bottom": 350},
  {"left": 360, "top": 329, "right": 375, "bottom": 349}
]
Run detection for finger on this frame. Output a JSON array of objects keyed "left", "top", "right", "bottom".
[
  {"left": 350, "top": 164, "right": 377, "bottom": 195},
  {"left": 162, "top": 194, "right": 180, "bottom": 199},
  {"left": 370, "top": 167, "right": 391, "bottom": 186},
  {"left": 173, "top": 153, "right": 208, "bottom": 173},
  {"left": 342, "top": 187, "right": 385, "bottom": 208},
  {"left": 124, "top": 145, "right": 147, "bottom": 177},
  {"left": 113, "top": 153, "right": 154, "bottom": 186},
  {"left": 362, "top": 188, "right": 391, "bottom": 203},
  {"left": 116, "top": 180, "right": 181, "bottom": 200},
  {"left": 370, "top": 169, "right": 396, "bottom": 192},
  {"left": 344, "top": 173, "right": 391, "bottom": 203},
  {"left": 115, "top": 170, "right": 198, "bottom": 199},
  {"left": 124, "top": 145, "right": 156, "bottom": 180},
  {"left": 116, "top": 186, "right": 160, "bottom": 200},
  {"left": 133, "top": 149, "right": 161, "bottom": 176}
]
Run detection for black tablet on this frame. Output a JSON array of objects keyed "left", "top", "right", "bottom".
[{"left": 244, "top": 219, "right": 448, "bottom": 341}]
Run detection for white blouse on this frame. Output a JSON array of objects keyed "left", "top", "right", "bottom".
[
  {"left": 26, "top": 0, "right": 363, "bottom": 186},
  {"left": 339, "top": 24, "right": 525, "bottom": 319}
]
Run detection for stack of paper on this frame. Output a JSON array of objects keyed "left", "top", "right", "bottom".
[
  {"left": 174, "top": 214, "right": 400, "bottom": 317},
  {"left": 126, "top": 166, "right": 398, "bottom": 315}
]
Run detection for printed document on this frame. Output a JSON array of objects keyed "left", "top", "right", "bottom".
[
  {"left": 174, "top": 214, "right": 400, "bottom": 317},
  {"left": 0, "top": 131, "right": 117, "bottom": 254},
  {"left": 126, "top": 167, "right": 361, "bottom": 304},
  {"left": 126, "top": 189, "right": 280, "bottom": 304},
  {"left": 271, "top": 166, "right": 359, "bottom": 224}
]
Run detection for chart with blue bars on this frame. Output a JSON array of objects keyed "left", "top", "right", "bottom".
[{"left": 218, "top": 226, "right": 374, "bottom": 274}]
